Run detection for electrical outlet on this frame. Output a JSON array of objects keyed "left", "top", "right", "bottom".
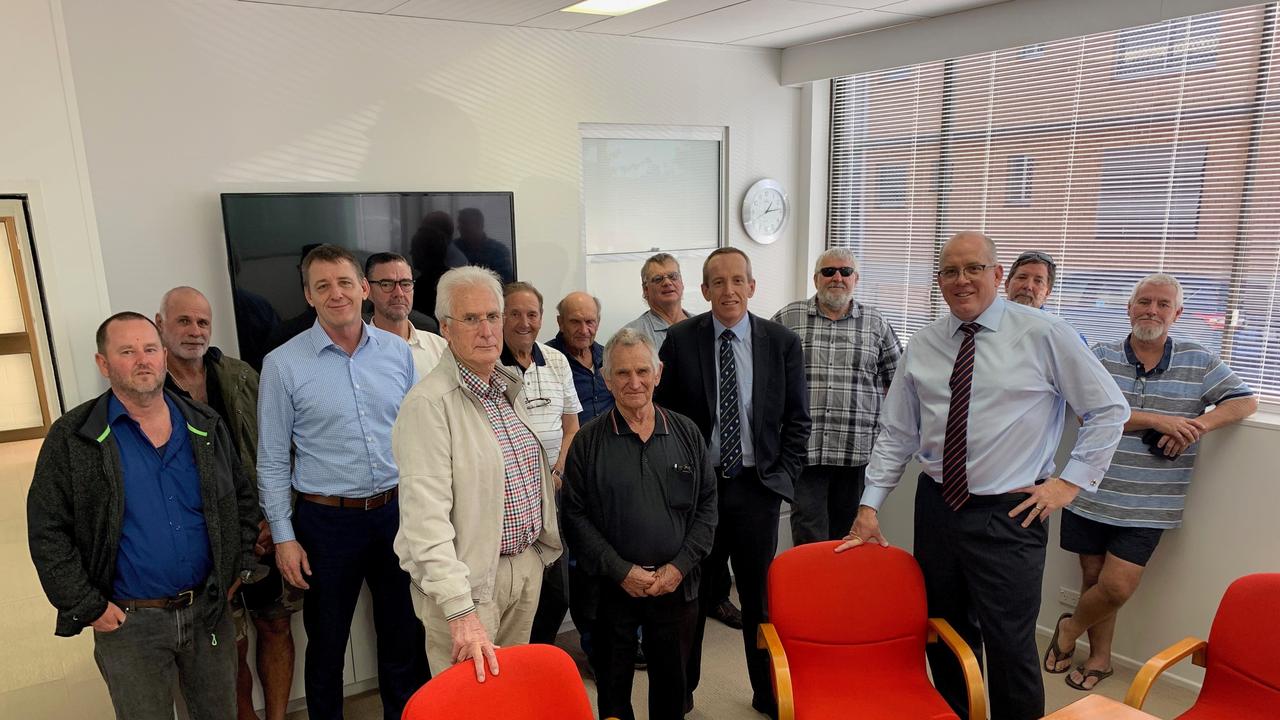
[{"left": 1059, "top": 587, "right": 1080, "bottom": 607}]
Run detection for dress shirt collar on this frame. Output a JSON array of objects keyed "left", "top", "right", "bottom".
[
  {"left": 608, "top": 405, "right": 671, "bottom": 437},
  {"left": 305, "top": 318, "right": 376, "bottom": 356},
  {"left": 500, "top": 342, "right": 546, "bottom": 369},
  {"left": 458, "top": 360, "right": 508, "bottom": 399},
  {"left": 806, "top": 295, "right": 860, "bottom": 320},
  {"left": 945, "top": 297, "right": 1006, "bottom": 337},
  {"left": 712, "top": 313, "right": 751, "bottom": 342},
  {"left": 1123, "top": 335, "right": 1174, "bottom": 377}
]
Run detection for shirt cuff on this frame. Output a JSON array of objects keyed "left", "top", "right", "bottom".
[
  {"left": 859, "top": 484, "right": 892, "bottom": 511},
  {"left": 1059, "top": 459, "right": 1103, "bottom": 493},
  {"left": 268, "top": 518, "right": 296, "bottom": 544}
]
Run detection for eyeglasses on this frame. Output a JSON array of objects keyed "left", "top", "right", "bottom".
[
  {"left": 526, "top": 397, "right": 551, "bottom": 409},
  {"left": 1013, "top": 251, "right": 1056, "bottom": 268},
  {"left": 818, "top": 266, "right": 856, "bottom": 278},
  {"left": 370, "top": 279, "right": 415, "bottom": 292},
  {"left": 645, "top": 271, "right": 681, "bottom": 286},
  {"left": 447, "top": 313, "right": 503, "bottom": 328},
  {"left": 936, "top": 263, "right": 995, "bottom": 282}
]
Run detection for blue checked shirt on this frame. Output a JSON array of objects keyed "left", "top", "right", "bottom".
[{"left": 257, "top": 321, "right": 417, "bottom": 543}]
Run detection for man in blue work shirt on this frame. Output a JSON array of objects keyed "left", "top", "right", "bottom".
[
  {"left": 28, "top": 311, "right": 260, "bottom": 719},
  {"left": 257, "top": 244, "right": 428, "bottom": 720}
]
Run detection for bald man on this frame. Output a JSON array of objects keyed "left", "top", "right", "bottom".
[
  {"left": 548, "top": 292, "right": 615, "bottom": 423},
  {"left": 156, "top": 287, "right": 299, "bottom": 720}
]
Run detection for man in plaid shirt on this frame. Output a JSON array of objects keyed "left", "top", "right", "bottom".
[{"left": 772, "top": 248, "right": 901, "bottom": 544}]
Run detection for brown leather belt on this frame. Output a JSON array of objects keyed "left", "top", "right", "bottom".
[
  {"left": 299, "top": 487, "right": 398, "bottom": 510},
  {"left": 116, "top": 588, "right": 196, "bottom": 611}
]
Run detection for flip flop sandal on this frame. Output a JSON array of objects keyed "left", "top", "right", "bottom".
[
  {"left": 1065, "top": 665, "right": 1115, "bottom": 691},
  {"left": 1043, "top": 612, "right": 1075, "bottom": 674}
]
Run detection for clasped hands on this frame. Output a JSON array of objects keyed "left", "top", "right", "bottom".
[
  {"left": 621, "top": 563, "right": 683, "bottom": 598},
  {"left": 1151, "top": 415, "right": 1206, "bottom": 458}
]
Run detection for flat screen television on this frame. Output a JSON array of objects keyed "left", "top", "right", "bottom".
[{"left": 221, "top": 191, "right": 515, "bottom": 369}]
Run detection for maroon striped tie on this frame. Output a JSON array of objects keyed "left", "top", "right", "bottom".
[{"left": 942, "top": 322, "right": 980, "bottom": 511}]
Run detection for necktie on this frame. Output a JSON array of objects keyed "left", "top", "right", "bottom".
[
  {"left": 718, "top": 328, "right": 743, "bottom": 478},
  {"left": 941, "top": 322, "right": 980, "bottom": 511}
]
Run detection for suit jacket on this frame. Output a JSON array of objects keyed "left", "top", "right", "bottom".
[{"left": 655, "top": 311, "right": 811, "bottom": 501}]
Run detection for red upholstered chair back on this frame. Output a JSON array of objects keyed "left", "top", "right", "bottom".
[
  {"left": 401, "top": 643, "right": 593, "bottom": 720},
  {"left": 768, "top": 542, "right": 930, "bottom": 677},
  {"left": 1192, "top": 573, "right": 1280, "bottom": 717}
]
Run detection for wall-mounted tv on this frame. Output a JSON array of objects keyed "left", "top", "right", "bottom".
[{"left": 221, "top": 191, "right": 515, "bottom": 369}]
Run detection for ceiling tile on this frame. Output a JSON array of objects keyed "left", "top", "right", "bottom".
[
  {"left": 635, "top": 0, "right": 852, "bottom": 44},
  {"left": 877, "top": 0, "right": 1007, "bottom": 18},
  {"left": 579, "top": 0, "right": 744, "bottom": 37},
  {"left": 735, "top": 8, "right": 917, "bottom": 47},
  {"left": 240, "top": 0, "right": 408, "bottom": 12},
  {"left": 520, "top": 9, "right": 610, "bottom": 30},
  {"left": 789, "top": 0, "right": 910, "bottom": 8},
  {"left": 387, "top": 0, "right": 574, "bottom": 25}
]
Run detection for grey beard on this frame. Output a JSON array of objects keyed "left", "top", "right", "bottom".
[
  {"left": 817, "top": 289, "right": 854, "bottom": 311},
  {"left": 1131, "top": 322, "right": 1166, "bottom": 342}
]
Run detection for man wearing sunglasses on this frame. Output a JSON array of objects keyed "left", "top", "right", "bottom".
[
  {"left": 1005, "top": 250, "right": 1057, "bottom": 309},
  {"left": 772, "top": 249, "right": 901, "bottom": 546},
  {"left": 364, "top": 252, "right": 447, "bottom": 379}
]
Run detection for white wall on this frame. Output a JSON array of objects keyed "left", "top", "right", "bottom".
[
  {"left": 56, "top": 0, "right": 804, "bottom": 398},
  {"left": 0, "top": 0, "right": 111, "bottom": 408}
]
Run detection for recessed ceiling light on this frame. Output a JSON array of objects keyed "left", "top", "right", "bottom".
[{"left": 561, "top": 0, "right": 669, "bottom": 17}]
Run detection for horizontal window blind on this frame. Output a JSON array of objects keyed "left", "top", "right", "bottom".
[{"left": 831, "top": 3, "right": 1280, "bottom": 404}]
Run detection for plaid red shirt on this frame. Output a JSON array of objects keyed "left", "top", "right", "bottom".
[{"left": 458, "top": 363, "right": 544, "bottom": 556}]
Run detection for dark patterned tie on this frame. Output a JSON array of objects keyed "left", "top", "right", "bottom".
[
  {"left": 942, "top": 322, "right": 980, "bottom": 511},
  {"left": 718, "top": 328, "right": 743, "bottom": 478}
]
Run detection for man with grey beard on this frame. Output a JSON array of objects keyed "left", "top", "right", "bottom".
[{"left": 771, "top": 249, "right": 901, "bottom": 544}]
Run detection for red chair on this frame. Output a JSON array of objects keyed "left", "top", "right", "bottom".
[
  {"left": 401, "top": 643, "right": 594, "bottom": 720},
  {"left": 1125, "top": 573, "right": 1280, "bottom": 719},
  {"left": 757, "top": 542, "right": 984, "bottom": 720}
]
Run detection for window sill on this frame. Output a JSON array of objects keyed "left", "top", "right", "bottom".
[{"left": 1239, "top": 403, "right": 1280, "bottom": 431}]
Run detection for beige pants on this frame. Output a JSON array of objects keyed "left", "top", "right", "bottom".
[{"left": 414, "top": 546, "right": 545, "bottom": 675}]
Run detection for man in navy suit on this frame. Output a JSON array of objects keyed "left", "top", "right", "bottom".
[{"left": 656, "top": 247, "right": 811, "bottom": 718}]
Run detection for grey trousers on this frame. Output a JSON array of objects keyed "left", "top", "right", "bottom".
[
  {"left": 789, "top": 464, "right": 866, "bottom": 545},
  {"left": 93, "top": 591, "right": 237, "bottom": 720}
]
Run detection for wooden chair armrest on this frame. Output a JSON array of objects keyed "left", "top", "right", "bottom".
[
  {"left": 757, "top": 623, "right": 795, "bottom": 720},
  {"left": 928, "top": 617, "right": 986, "bottom": 720},
  {"left": 1124, "top": 636, "right": 1206, "bottom": 710}
]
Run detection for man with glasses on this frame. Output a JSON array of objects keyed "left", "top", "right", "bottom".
[
  {"left": 836, "top": 232, "right": 1127, "bottom": 720},
  {"left": 625, "top": 253, "right": 692, "bottom": 349},
  {"left": 1005, "top": 250, "right": 1057, "bottom": 309},
  {"left": 393, "top": 266, "right": 560, "bottom": 680},
  {"left": 257, "top": 244, "right": 428, "bottom": 719},
  {"left": 627, "top": 253, "right": 744, "bottom": 632},
  {"left": 500, "top": 281, "right": 585, "bottom": 645},
  {"left": 364, "top": 252, "right": 447, "bottom": 379},
  {"left": 772, "top": 249, "right": 901, "bottom": 545}
]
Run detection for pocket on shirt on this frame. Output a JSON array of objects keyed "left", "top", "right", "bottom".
[{"left": 664, "top": 466, "right": 696, "bottom": 511}]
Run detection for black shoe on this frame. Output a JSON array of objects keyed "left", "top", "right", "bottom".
[
  {"left": 710, "top": 599, "right": 744, "bottom": 629},
  {"left": 684, "top": 693, "right": 694, "bottom": 715},
  {"left": 751, "top": 695, "right": 779, "bottom": 720},
  {"left": 634, "top": 644, "right": 647, "bottom": 670}
]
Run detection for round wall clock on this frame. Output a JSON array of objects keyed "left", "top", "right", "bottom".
[{"left": 741, "top": 178, "right": 788, "bottom": 245}]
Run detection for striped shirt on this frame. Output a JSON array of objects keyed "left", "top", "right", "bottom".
[
  {"left": 458, "top": 363, "right": 544, "bottom": 555},
  {"left": 772, "top": 297, "right": 901, "bottom": 466},
  {"left": 500, "top": 342, "right": 582, "bottom": 462},
  {"left": 1068, "top": 336, "right": 1253, "bottom": 529}
]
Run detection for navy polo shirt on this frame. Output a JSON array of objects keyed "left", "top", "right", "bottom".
[
  {"left": 547, "top": 333, "right": 614, "bottom": 423},
  {"left": 109, "top": 393, "right": 213, "bottom": 600}
]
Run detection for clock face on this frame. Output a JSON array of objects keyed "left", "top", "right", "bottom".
[{"left": 742, "top": 179, "right": 787, "bottom": 244}]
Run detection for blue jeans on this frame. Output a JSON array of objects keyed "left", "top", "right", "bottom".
[{"left": 93, "top": 587, "right": 237, "bottom": 720}]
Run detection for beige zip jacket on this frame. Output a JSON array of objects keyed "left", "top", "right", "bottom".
[{"left": 392, "top": 350, "right": 561, "bottom": 620}]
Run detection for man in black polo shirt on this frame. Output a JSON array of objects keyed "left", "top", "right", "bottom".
[{"left": 563, "top": 328, "right": 717, "bottom": 720}]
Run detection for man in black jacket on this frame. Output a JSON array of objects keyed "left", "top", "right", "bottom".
[
  {"left": 655, "top": 247, "right": 811, "bottom": 718},
  {"left": 27, "top": 311, "right": 260, "bottom": 720}
]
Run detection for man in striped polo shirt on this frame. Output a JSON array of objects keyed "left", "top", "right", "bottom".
[{"left": 1044, "top": 273, "right": 1257, "bottom": 692}]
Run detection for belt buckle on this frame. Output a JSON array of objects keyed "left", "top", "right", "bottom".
[
  {"left": 176, "top": 589, "right": 195, "bottom": 608},
  {"left": 364, "top": 495, "right": 373, "bottom": 510}
]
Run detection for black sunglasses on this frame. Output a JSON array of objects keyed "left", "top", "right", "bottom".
[
  {"left": 819, "top": 266, "right": 856, "bottom": 278},
  {"left": 1014, "top": 251, "right": 1056, "bottom": 268}
]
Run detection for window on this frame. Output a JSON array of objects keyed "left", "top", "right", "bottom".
[
  {"left": 829, "top": 4, "right": 1280, "bottom": 404},
  {"left": 1005, "top": 155, "right": 1034, "bottom": 206},
  {"left": 1018, "top": 43, "right": 1045, "bottom": 60}
]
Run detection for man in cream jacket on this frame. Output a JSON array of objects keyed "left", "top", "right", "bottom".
[{"left": 392, "top": 266, "right": 560, "bottom": 682}]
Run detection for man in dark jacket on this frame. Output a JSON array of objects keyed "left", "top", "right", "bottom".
[{"left": 27, "top": 311, "right": 260, "bottom": 720}]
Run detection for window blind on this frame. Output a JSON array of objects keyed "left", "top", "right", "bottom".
[{"left": 830, "top": 3, "right": 1280, "bottom": 404}]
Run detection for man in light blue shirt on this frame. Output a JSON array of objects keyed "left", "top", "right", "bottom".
[
  {"left": 838, "top": 232, "right": 1128, "bottom": 720},
  {"left": 257, "top": 244, "right": 427, "bottom": 720}
]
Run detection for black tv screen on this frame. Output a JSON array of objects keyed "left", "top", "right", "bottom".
[{"left": 221, "top": 191, "right": 515, "bottom": 369}]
